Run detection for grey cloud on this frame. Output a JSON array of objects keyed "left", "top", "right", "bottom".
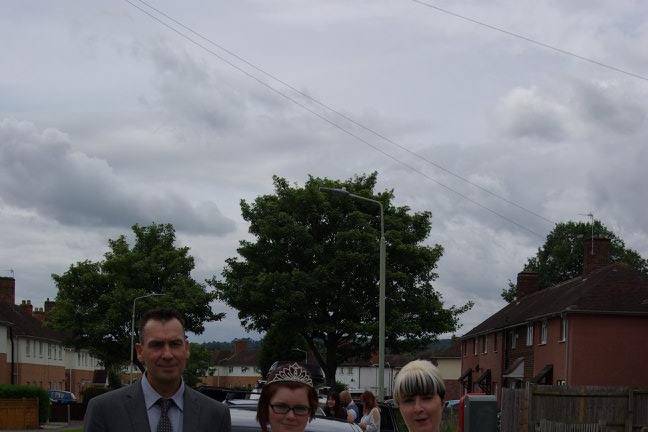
[
  {"left": 574, "top": 81, "right": 646, "bottom": 135},
  {"left": 496, "top": 86, "right": 570, "bottom": 141},
  {"left": 0, "top": 118, "right": 236, "bottom": 235}
]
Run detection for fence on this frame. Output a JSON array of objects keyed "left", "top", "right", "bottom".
[
  {"left": 501, "top": 385, "right": 648, "bottom": 432},
  {"left": 0, "top": 398, "right": 39, "bottom": 430}
]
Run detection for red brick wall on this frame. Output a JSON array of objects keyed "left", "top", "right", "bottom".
[
  {"left": 200, "top": 375, "right": 258, "bottom": 389},
  {"left": 460, "top": 331, "right": 504, "bottom": 395},
  {"left": 16, "top": 363, "right": 66, "bottom": 389},
  {"left": 68, "top": 370, "right": 95, "bottom": 396},
  {"left": 443, "top": 379, "right": 461, "bottom": 400},
  {"left": 569, "top": 314, "right": 648, "bottom": 387},
  {"left": 532, "top": 317, "right": 566, "bottom": 382},
  {"left": 0, "top": 353, "right": 9, "bottom": 385}
]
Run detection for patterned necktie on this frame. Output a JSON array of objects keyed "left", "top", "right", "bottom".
[{"left": 156, "top": 398, "right": 173, "bottom": 432}]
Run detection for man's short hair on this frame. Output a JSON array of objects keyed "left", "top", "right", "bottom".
[{"left": 138, "top": 308, "right": 186, "bottom": 342}]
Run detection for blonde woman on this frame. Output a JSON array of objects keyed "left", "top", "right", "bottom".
[{"left": 393, "top": 360, "right": 445, "bottom": 432}]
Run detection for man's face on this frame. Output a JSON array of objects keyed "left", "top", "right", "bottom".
[{"left": 136, "top": 318, "right": 189, "bottom": 388}]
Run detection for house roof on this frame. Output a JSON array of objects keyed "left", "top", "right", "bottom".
[
  {"left": 213, "top": 349, "right": 259, "bottom": 366},
  {"left": 462, "top": 263, "right": 648, "bottom": 339},
  {"left": 0, "top": 302, "right": 65, "bottom": 341}
]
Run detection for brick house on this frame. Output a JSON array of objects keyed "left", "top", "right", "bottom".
[
  {"left": 201, "top": 340, "right": 261, "bottom": 388},
  {"left": 0, "top": 277, "right": 103, "bottom": 395},
  {"left": 459, "top": 237, "right": 648, "bottom": 398}
]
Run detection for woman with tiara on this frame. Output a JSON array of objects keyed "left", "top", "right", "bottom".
[{"left": 256, "top": 363, "right": 319, "bottom": 432}]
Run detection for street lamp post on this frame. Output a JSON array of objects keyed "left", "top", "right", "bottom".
[
  {"left": 320, "top": 187, "right": 386, "bottom": 402},
  {"left": 130, "top": 293, "right": 164, "bottom": 384}
]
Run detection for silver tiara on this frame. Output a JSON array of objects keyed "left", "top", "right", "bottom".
[{"left": 268, "top": 363, "right": 313, "bottom": 387}]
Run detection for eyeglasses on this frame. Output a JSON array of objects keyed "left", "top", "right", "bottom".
[{"left": 270, "top": 403, "right": 311, "bottom": 416}]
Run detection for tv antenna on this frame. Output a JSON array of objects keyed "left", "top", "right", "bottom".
[{"left": 578, "top": 213, "right": 595, "bottom": 254}]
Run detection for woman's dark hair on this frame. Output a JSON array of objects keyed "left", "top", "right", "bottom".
[
  {"left": 361, "top": 390, "right": 377, "bottom": 413},
  {"left": 256, "top": 381, "right": 318, "bottom": 432},
  {"left": 325, "top": 392, "right": 347, "bottom": 420}
]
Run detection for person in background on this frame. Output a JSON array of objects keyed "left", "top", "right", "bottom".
[
  {"left": 256, "top": 363, "right": 319, "bottom": 432},
  {"left": 393, "top": 359, "right": 445, "bottom": 432},
  {"left": 340, "top": 390, "right": 360, "bottom": 423},
  {"left": 359, "top": 390, "right": 381, "bottom": 432},
  {"left": 324, "top": 391, "right": 348, "bottom": 420}
]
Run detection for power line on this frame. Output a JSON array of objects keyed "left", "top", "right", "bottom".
[
  {"left": 124, "top": 0, "right": 546, "bottom": 238},
  {"left": 132, "top": 0, "right": 555, "bottom": 227},
  {"left": 411, "top": 0, "right": 648, "bottom": 83}
]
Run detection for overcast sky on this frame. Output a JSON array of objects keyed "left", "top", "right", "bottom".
[{"left": 2, "top": 0, "right": 647, "bottom": 343}]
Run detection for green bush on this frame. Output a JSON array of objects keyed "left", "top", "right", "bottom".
[
  {"left": 0, "top": 384, "right": 50, "bottom": 423},
  {"left": 81, "top": 386, "right": 111, "bottom": 405}
]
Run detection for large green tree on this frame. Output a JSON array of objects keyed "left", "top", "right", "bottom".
[
  {"left": 502, "top": 220, "right": 648, "bottom": 302},
  {"left": 210, "top": 173, "right": 471, "bottom": 386},
  {"left": 257, "top": 325, "right": 309, "bottom": 379},
  {"left": 48, "top": 223, "right": 223, "bottom": 385},
  {"left": 184, "top": 343, "right": 213, "bottom": 388}
]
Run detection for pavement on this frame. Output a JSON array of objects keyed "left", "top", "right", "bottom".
[{"left": 2, "top": 421, "right": 84, "bottom": 432}]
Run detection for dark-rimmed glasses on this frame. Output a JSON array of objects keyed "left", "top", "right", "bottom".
[{"left": 270, "top": 403, "right": 310, "bottom": 416}]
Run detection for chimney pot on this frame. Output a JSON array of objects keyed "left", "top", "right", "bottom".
[
  {"left": 0, "top": 277, "right": 16, "bottom": 305},
  {"left": 583, "top": 237, "right": 611, "bottom": 275},
  {"left": 517, "top": 271, "right": 540, "bottom": 298}
]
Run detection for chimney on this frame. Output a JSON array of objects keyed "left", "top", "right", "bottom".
[
  {"left": 20, "top": 299, "right": 33, "bottom": 316},
  {"left": 517, "top": 272, "right": 540, "bottom": 298},
  {"left": 583, "top": 237, "right": 611, "bottom": 275},
  {"left": 233, "top": 339, "right": 248, "bottom": 354},
  {"left": 0, "top": 277, "right": 15, "bottom": 305},
  {"left": 33, "top": 307, "right": 46, "bottom": 322},
  {"left": 44, "top": 298, "right": 56, "bottom": 315}
]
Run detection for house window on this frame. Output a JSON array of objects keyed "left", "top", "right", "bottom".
[
  {"left": 347, "top": 367, "right": 353, "bottom": 374},
  {"left": 481, "top": 335, "right": 487, "bottom": 354},
  {"left": 242, "top": 366, "right": 249, "bottom": 373},
  {"left": 560, "top": 317, "right": 568, "bottom": 341},
  {"left": 510, "top": 330, "right": 517, "bottom": 349},
  {"left": 39, "top": 342, "right": 43, "bottom": 357},
  {"left": 462, "top": 341, "right": 466, "bottom": 357},
  {"left": 48, "top": 343, "right": 52, "bottom": 359},
  {"left": 473, "top": 338, "right": 478, "bottom": 356},
  {"left": 493, "top": 333, "right": 498, "bottom": 352},
  {"left": 526, "top": 324, "right": 533, "bottom": 346},
  {"left": 228, "top": 366, "right": 234, "bottom": 373},
  {"left": 26, "top": 340, "right": 30, "bottom": 357},
  {"left": 540, "top": 320, "right": 548, "bottom": 344}
]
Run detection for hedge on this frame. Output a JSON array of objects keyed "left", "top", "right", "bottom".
[{"left": 0, "top": 384, "right": 50, "bottom": 423}]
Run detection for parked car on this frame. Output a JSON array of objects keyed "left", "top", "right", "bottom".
[
  {"left": 230, "top": 407, "right": 361, "bottom": 432},
  {"left": 226, "top": 398, "right": 325, "bottom": 416},
  {"left": 48, "top": 390, "right": 77, "bottom": 405}
]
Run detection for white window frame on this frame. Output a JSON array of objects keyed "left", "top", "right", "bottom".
[
  {"left": 473, "top": 338, "right": 478, "bottom": 356},
  {"left": 481, "top": 335, "right": 487, "bottom": 354},
  {"left": 540, "top": 320, "right": 548, "bottom": 344},
  {"left": 511, "top": 330, "right": 517, "bottom": 349},
  {"left": 526, "top": 324, "right": 533, "bottom": 346},
  {"left": 26, "top": 340, "right": 30, "bottom": 357},
  {"left": 560, "top": 317, "right": 568, "bottom": 342},
  {"left": 493, "top": 333, "right": 498, "bottom": 352}
]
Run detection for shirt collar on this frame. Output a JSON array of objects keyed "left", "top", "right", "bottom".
[{"left": 141, "top": 372, "right": 185, "bottom": 412}]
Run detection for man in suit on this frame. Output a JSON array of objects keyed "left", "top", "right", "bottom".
[{"left": 85, "top": 308, "right": 231, "bottom": 432}]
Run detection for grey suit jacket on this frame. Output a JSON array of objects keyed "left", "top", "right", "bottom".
[{"left": 84, "top": 380, "right": 231, "bottom": 432}]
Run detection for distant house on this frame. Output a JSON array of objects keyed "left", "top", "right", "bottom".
[
  {"left": 336, "top": 340, "right": 462, "bottom": 400},
  {"left": 459, "top": 237, "right": 648, "bottom": 398},
  {"left": 0, "top": 277, "right": 103, "bottom": 395},
  {"left": 201, "top": 340, "right": 261, "bottom": 388}
]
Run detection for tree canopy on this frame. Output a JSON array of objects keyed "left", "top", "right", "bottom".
[
  {"left": 210, "top": 173, "right": 471, "bottom": 386},
  {"left": 501, "top": 220, "right": 648, "bottom": 302},
  {"left": 48, "top": 223, "right": 222, "bottom": 384}
]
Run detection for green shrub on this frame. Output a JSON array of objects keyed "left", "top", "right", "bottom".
[
  {"left": 81, "top": 386, "right": 111, "bottom": 405},
  {"left": 0, "top": 384, "right": 50, "bottom": 423}
]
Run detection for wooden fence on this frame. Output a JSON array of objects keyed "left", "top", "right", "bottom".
[
  {"left": 501, "top": 385, "right": 648, "bottom": 432},
  {"left": 0, "top": 398, "right": 39, "bottom": 430}
]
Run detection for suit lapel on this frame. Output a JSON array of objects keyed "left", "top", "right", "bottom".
[
  {"left": 124, "top": 380, "right": 152, "bottom": 432},
  {"left": 183, "top": 387, "right": 201, "bottom": 431}
]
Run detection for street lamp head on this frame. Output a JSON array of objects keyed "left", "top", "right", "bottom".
[{"left": 319, "top": 186, "right": 349, "bottom": 196}]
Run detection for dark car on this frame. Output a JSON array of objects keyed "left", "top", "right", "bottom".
[
  {"left": 230, "top": 407, "right": 362, "bottom": 432},
  {"left": 48, "top": 390, "right": 77, "bottom": 405}
]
